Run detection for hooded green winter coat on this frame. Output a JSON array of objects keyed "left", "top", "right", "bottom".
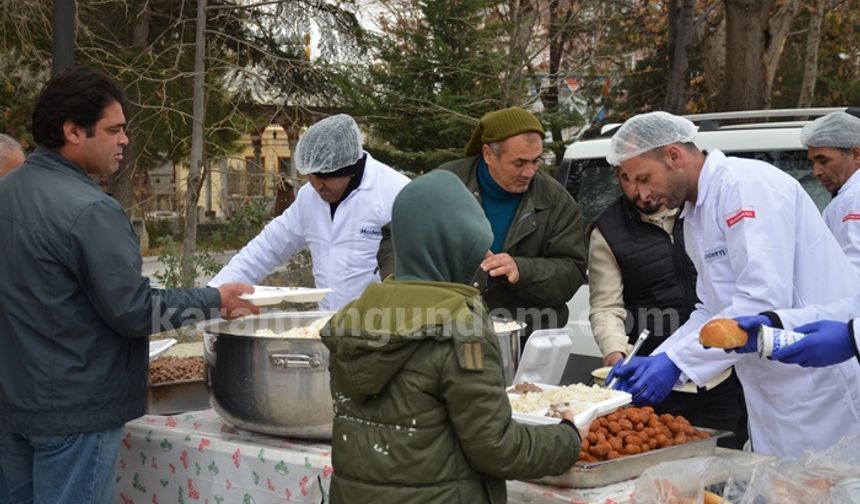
[{"left": 320, "top": 171, "right": 581, "bottom": 504}]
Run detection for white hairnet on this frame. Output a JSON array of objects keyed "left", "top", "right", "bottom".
[
  {"left": 800, "top": 111, "right": 860, "bottom": 149},
  {"left": 607, "top": 111, "right": 698, "bottom": 166},
  {"left": 294, "top": 114, "right": 363, "bottom": 175}
]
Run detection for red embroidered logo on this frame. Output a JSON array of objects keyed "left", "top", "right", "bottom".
[
  {"left": 726, "top": 209, "right": 756, "bottom": 227},
  {"left": 843, "top": 212, "right": 860, "bottom": 222}
]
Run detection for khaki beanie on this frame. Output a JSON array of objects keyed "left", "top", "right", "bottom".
[{"left": 464, "top": 107, "right": 545, "bottom": 156}]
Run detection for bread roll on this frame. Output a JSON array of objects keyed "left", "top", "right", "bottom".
[
  {"left": 699, "top": 319, "right": 748, "bottom": 348},
  {"left": 703, "top": 491, "right": 725, "bottom": 504}
]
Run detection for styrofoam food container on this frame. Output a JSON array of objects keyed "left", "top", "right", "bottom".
[
  {"left": 239, "top": 286, "right": 332, "bottom": 306},
  {"left": 514, "top": 328, "right": 574, "bottom": 386},
  {"left": 508, "top": 382, "right": 632, "bottom": 430},
  {"left": 149, "top": 338, "right": 177, "bottom": 361}
]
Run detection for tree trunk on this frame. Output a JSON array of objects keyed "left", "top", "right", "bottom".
[
  {"left": 695, "top": 10, "right": 726, "bottom": 103},
  {"left": 180, "top": 0, "right": 207, "bottom": 288},
  {"left": 501, "top": 0, "right": 538, "bottom": 105},
  {"left": 544, "top": 0, "right": 564, "bottom": 164},
  {"left": 762, "top": 0, "right": 801, "bottom": 104},
  {"left": 797, "top": 0, "right": 826, "bottom": 109},
  {"left": 131, "top": 2, "right": 150, "bottom": 47},
  {"left": 720, "top": 0, "right": 772, "bottom": 111},
  {"left": 108, "top": 0, "right": 151, "bottom": 216},
  {"left": 52, "top": 0, "right": 76, "bottom": 75},
  {"left": 664, "top": 0, "right": 696, "bottom": 114}
]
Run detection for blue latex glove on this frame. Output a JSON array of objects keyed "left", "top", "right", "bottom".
[
  {"left": 729, "top": 315, "right": 771, "bottom": 353},
  {"left": 605, "top": 354, "right": 680, "bottom": 406},
  {"left": 772, "top": 320, "right": 856, "bottom": 367},
  {"left": 604, "top": 357, "right": 630, "bottom": 389}
]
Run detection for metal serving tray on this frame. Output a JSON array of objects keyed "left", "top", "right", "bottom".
[
  {"left": 147, "top": 379, "right": 209, "bottom": 415},
  {"left": 535, "top": 428, "right": 732, "bottom": 488}
]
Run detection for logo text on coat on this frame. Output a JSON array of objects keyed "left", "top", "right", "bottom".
[
  {"left": 704, "top": 247, "right": 728, "bottom": 263},
  {"left": 359, "top": 228, "right": 382, "bottom": 238}
]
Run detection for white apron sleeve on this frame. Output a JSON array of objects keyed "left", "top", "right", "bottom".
[
  {"left": 772, "top": 294, "right": 860, "bottom": 329},
  {"left": 208, "top": 195, "right": 308, "bottom": 287}
]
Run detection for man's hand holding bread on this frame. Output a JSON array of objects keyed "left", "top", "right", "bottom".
[{"left": 699, "top": 316, "right": 770, "bottom": 353}]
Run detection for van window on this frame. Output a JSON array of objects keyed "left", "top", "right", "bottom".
[
  {"left": 562, "top": 149, "right": 827, "bottom": 224},
  {"left": 729, "top": 150, "right": 829, "bottom": 211},
  {"left": 560, "top": 158, "right": 620, "bottom": 223}
]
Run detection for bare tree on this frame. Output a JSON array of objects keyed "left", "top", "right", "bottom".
[
  {"left": 797, "top": 0, "right": 827, "bottom": 108},
  {"left": 720, "top": 0, "right": 771, "bottom": 110},
  {"left": 500, "top": 0, "right": 539, "bottom": 106},
  {"left": 108, "top": 0, "right": 151, "bottom": 216},
  {"left": 664, "top": 0, "right": 696, "bottom": 114},
  {"left": 720, "top": 0, "right": 801, "bottom": 111},
  {"left": 695, "top": 3, "right": 726, "bottom": 103},
  {"left": 180, "top": 0, "right": 208, "bottom": 287},
  {"left": 763, "top": 0, "right": 802, "bottom": 102}
]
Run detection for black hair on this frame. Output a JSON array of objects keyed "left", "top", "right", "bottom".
[{"left": 31, "top": 66, "right": 127, "bottom": 149}]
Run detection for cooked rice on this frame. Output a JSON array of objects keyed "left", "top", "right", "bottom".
[
  {"left": 254, "top": 315, "right": 332, "bottom": 338},
  {"left": 509, "top": 383, "right": 624, "bottom": 416}
]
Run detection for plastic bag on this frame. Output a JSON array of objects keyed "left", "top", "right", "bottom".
[
  {"left": 634, "top": 435, "right": 860, "bottom": 503},
  {"left": 634, "top": 456, "right": 750, "bottom": 503}
]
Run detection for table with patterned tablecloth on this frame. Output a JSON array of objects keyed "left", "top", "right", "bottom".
[
  {"left": 115, "top": 409, "right": 332, "bottom": 503},
  {"left": 114, "top": 409, "right": 678, "bottom": 504}
]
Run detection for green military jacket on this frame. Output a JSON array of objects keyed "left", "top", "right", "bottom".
[
  {"left": 319, "top": 280, "right": 581, "bottom": 504},
  {"left": 378, "top": 155, "right": 588, "bottom": 330}
]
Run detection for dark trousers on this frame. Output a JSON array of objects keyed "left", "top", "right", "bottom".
[{"left": 653, "top": 369, "right": 748, "bottom": 449}]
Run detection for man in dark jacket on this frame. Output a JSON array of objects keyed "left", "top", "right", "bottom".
[
  {"left": 322, "top": 170, "right": 582, "bottom": 503},
  {"left": 0, "top": 133, "right": 23, "bottom": 504},
  {"left": 0, "top": 67, "right": 258, "bottom": 504},
  {"left": 379, "top": 107, "right": 588, "bottom": 337}
]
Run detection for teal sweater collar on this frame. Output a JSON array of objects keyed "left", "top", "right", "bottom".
[{"left": 477, "top": 160, "right": 522, "bottom": 253}]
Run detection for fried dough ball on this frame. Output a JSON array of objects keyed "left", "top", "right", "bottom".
[{"left": 576, "top": 407, "right": 711, "bottom": 463}]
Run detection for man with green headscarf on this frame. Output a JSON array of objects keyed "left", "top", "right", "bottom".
[
  {"left": 321, "top": 170, "right": 582, "bottom": 503},
  {"left": 378, "top": 107, "right": 588, "bottom": 338}
]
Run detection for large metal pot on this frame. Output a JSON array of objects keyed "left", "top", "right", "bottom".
[
  {"left": 202, "top": 311, "right": 334, "bottom": 440},
  {"left": 492, "top": 318, "right": 527, "bottom": 386}
]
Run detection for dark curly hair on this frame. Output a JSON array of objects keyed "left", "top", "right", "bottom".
[{"left": 31, "top": 66, "right": 127, "bottom": 149}]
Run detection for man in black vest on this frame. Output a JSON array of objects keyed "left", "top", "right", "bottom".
[{"left": 588, "top": 169, "right": 746, "bottom": 448}]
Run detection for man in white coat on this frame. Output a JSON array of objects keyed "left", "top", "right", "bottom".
[
  {"left": 803, "top": 111, "right": 860, "bottom": 273},
  {"left": 604, "top": 111, "right": 860, "bottom": 457},
  {"left": 209, "top": 114, "right": 410, "bottom": 310},
  {"left": 725, "top": 112, "right": 860, "bottom": 370}
]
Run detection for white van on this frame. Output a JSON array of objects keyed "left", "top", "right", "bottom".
[{"left": 556, "top": 107, "right": 857, "bottom": 378}]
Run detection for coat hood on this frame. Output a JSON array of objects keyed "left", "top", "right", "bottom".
[
  {"left": 392, "top": 170, "right": 493, "bottom": 285},
  {"left": 320, "top": 281, "right": 488, "bottom": 403}
]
